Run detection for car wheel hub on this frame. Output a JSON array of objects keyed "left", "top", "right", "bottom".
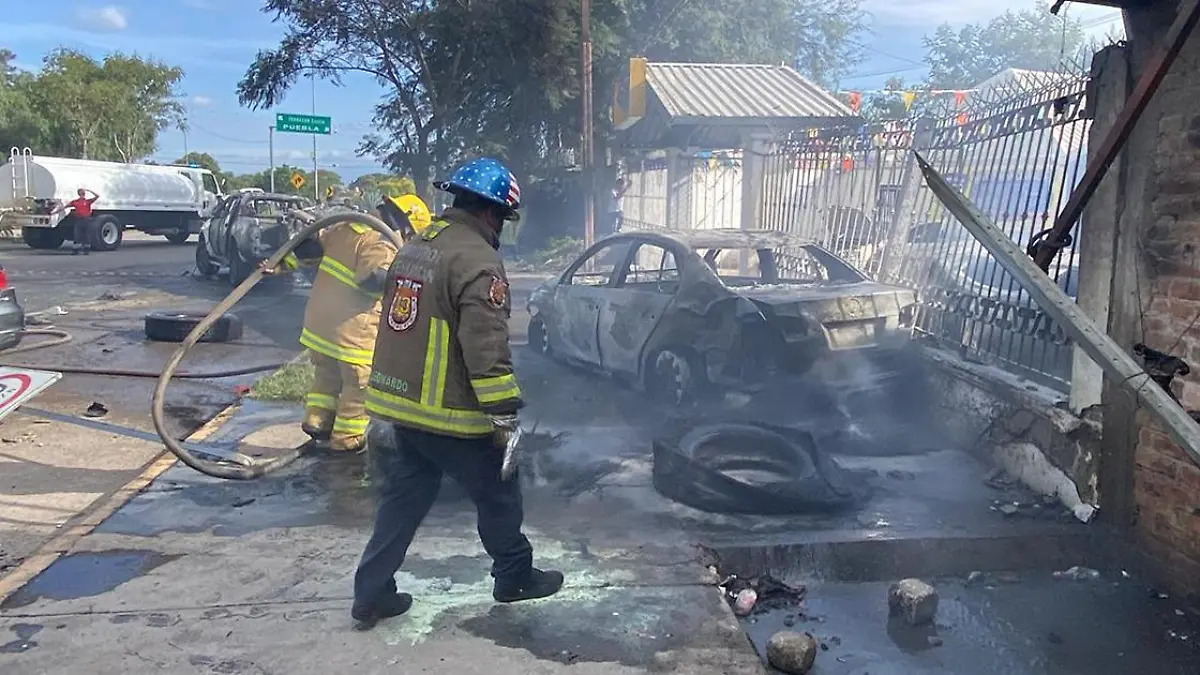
[{"left": 100, "top": 222, "right": 119, "bottom": 244}]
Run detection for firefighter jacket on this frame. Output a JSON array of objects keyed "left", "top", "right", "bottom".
[
  {"left": 365, "top": 208, "right": 523, "bottom": 439},
  {"left": 297, "top": 222, "right": 398, "bottom": 366}
]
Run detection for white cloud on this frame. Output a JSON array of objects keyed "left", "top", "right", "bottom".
[
  {"left": 191, "top": 95, "right": 214, "bottom": 107},
  {"left": 75, "top": 6, "right": 128, "bottom": 32},
  {"left": 7, "top": 22, "right": 274, "bottom": 70}
]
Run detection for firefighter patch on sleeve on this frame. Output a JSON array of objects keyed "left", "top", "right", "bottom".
[
  {"left": 388, "top": 276, "right": 422, "bottom": 331},
  {"left": 487, "top": 275, "right": 509, "bottom": 310}
]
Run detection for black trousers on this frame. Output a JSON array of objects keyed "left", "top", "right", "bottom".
[
  {"left": 72, "top": 217, "right": 92, "bottom": 249},
  {"left": 352, "top": 424, "right": 534, "bottom": 609}
]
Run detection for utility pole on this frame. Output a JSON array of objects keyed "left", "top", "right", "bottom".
[
  {"left": 581, "top": 0, "right": 595, "bottom": 247},
  {"left": 311, "top": 75, "right": 319, "bottom": 201},
  {"left": 269, "top": 125, "right": 276, "bottom": 193}
]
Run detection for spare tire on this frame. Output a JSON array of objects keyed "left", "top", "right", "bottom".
[{"left": 144, "top": 311, "right": 243, "bottom": 343}]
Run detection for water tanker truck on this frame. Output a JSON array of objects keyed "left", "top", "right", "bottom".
[{"left": 0, "top": 148, "right": 224, "bottom": 251}]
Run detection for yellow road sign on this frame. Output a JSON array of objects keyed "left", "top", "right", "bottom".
[
  {"left": 290, "top": 172, "right": 305, "bottom": 190},
  {"left": 325, "top": 185, "right": 334, "bottom": 199}
]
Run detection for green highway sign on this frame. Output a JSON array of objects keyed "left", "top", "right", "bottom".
[{"left": 276, "top": 113, "right": 331, "bottom": 135}]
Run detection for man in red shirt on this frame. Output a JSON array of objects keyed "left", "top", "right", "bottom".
[{"left": 55, "top": 188, "right": 100, "bottom": 255}]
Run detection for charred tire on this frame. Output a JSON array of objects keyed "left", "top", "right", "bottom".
[
  {"left": 228, "top": 245, "right": 253, "bottom": 287},
  {"left": 90, "top": 215, "right": 123, "bottom": 251},
  {"left": 527, "top": 316, "right": 551, "bottom": 356},
  {"left": 144, "top": 311, "right": 243, "bottom": 343},
  {"left": 195, "top": 237, "right": 220, "bottom": 277},
  {"left": 165, "top": 231, "right": 191, "bottom": 244},
  {"left": 22, "top": 228, "right": 65, "bottom": 250},
  {"left": 648, "top": 347, "right": 700, "bottom": 406},
  {"left": 652, "top": 423, "right": 867, "bottom": 515}
]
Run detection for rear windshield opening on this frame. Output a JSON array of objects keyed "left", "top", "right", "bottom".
[{"left": 697, "top": 246, "right": 855, "bottom": 287}]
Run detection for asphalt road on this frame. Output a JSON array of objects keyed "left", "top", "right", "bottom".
[{"left": 0, "top": 231, "right": 546, "bottom": 576}]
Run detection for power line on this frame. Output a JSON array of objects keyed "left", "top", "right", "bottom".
[
  {"left": 184, "top": 122, "right": 269, "bottom": 145},
  {"left": 842, "top": 64, "right": 927, "bottom": 80}
]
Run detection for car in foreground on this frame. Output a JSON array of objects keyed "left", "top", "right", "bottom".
[
  {"left": 526, "top": 228, "right": 919, "bottom": 404},
  {"left": 196, "top": 192, "right": 310, "bottom": 286},
  {"left": 0, "top": 262, "right": 26, "bottom": 351}
]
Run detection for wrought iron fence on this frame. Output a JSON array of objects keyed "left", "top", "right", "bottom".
[{"left": 616, "top": 71, "right": 1090, "bottom": 391}]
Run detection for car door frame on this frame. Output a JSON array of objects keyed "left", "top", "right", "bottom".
[
  {"left": 550, "top": 238, "right": 634, "bottom": 366},
  {"left": 594, "top": 237, "right": 681, "bottom": 376}
]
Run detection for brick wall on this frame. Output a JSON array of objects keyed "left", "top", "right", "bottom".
[{"left": 1125, "top": 2, "right": 1200, "bottom": 598}]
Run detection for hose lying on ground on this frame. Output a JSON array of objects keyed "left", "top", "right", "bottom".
[
  {"left": 151, "top": 210, "right": 405, "bottom": 480},
  {"left": 0, "top": 329, "right": 287, "bottom": 378}
]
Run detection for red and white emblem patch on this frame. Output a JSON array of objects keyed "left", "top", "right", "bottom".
[
  {"left": 388, "top": 276, "right": 423, "bottom": 331},
  {"left": 487, "top": 275, "right": 509, "bottom": 310}
]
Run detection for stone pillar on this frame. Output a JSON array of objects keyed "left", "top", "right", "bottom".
[
  {"left": 739, "top": 135, "right": 770, "bottom": 274},
  {"left": 664, "top": 148, "right": 688, "bottom": 230}
]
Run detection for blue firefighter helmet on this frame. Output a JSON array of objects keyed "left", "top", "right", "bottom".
[{"left": 435, "top": 157, "right": 521, "bottom": 220}]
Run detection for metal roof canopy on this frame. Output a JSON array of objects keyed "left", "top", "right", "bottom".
[{"left": 617, "top": 61, "right": 856, "bottom": 150}]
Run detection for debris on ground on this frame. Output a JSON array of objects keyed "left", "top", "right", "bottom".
[
  {"left": 965, "top": 570, "right": 985, "bottom": 587},
  {"left": 766, "top": 631, "right": 818, "bottom": 674},
  {"left": 720, "top": 574, "right": 807, "bottom": 616},
  {"left": 1053, "top": 566, "right": 1100, "bottom": 581},
  {"left": 97, "top": 291, "right": 136, "bottom": 301},
  {"left": 83, "top": 402, "right": 108, "bottom": 418},
  {"left": 888, "top": 578, "right": 939, "bottom": 626}
]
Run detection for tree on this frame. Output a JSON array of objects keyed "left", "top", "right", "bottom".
[
  {"left": 923, "top": 3, "right": 1085, "bottom": 90},
  {"left": 238, "top": 0, "right": 868, "bottom": 197},
  {"left": 1, "top": 49, "right": 185, "bottom": 161},
  {"left": 350, "top": 173, "right": 416, "bottom": 199}
]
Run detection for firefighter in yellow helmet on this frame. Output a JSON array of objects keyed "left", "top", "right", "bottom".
[{"left": 270, "top": 199, "right": 407, "bottom": 453}]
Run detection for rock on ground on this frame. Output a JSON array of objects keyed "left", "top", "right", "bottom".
[
  {"left": 888, "top": 578, "right": 939, "bottom": 626},
  {"left": 766, "top": 631, "right": 817, "bottom": 674}
]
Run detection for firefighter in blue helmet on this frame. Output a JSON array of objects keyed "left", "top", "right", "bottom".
[{"left": 350, "top": 158, "right": 563, "bottom": 631}]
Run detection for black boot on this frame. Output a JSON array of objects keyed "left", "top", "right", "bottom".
[
  {"left": 351, "top": 591, "right": 413, "bottom": 631},
  {"left": 493, "top": 568, "right": 564, "bottom": 603}
]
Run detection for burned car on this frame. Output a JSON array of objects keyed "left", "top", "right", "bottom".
[
  {"left": 526, "top": 229, "right": 919, "bottom": 404},
  {"left": 196, "top": 192, "right": 310, "bottom": 286}
]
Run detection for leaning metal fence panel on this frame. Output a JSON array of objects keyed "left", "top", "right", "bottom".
[{"left": 756, "top": 75, "right": 1089, "bottom": 390}]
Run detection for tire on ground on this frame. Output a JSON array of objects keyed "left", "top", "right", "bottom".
[
  {"left": 165, "top": 230, "right": 191, "bottom": 244},
  {"left": 89, "top": 215, "right": 124, "bottom": 251},
  {"left": 144, "top": 311, "right": 244, "bottom": 343},
  {"left": 22, "top": 227, "right": 65, "bottom": 250}
]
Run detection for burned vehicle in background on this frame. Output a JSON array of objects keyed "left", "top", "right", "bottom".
[
  {"left": 196, "top": 192, "right": 310, "bottom": 286},
  {"left": 526, "top": 229, "right": 919, "bottom": 405}
]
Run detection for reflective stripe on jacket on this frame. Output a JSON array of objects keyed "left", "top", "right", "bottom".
[
  {"left": 365, "top": 208, "right": 523, "bottom": 439},
  {"left": 299, "top": 222, "right": 397, "bottom": 365}
]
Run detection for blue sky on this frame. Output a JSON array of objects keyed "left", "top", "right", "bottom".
[{"left": 6, "top": 1, "right": 1124, "bottom": 182}]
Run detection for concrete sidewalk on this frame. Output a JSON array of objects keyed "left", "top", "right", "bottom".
[{"left": 0, "top": 400, "right": 760, "bottom": 674}]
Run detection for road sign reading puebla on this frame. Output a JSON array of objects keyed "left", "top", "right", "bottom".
[{"left": 276, "top": 113, "right": 331, "bottom": 135}]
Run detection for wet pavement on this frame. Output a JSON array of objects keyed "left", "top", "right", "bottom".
[{"left": 0, "top": 239, "right": 1197, "bottom": 672}]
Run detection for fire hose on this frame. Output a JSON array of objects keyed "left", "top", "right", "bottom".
[{"left": 150, "top": 209, "right": 406, "bottom": 480}]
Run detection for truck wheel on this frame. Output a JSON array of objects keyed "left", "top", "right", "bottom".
[
  {"left": 144, "top": 311, "right": 243, "bottom": 343},
  {"left": 195, "top": 236, "right": 220, "bottom": 277},
  {"left": 22, "top": 228, "right": 65, "bottom": 250},
  {"left": 90, "top": 215, "right": 124, "bottom": 251},
  {"left": 165, "top": 231, "right": 191, "bottom": 244}
]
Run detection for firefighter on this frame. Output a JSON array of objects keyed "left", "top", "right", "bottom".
[
  {"left": 274, "top": 197, "right": 408, "bottom": 453},
  {"left": 350, "top": 158, "right": 562, "bottom": 631}
]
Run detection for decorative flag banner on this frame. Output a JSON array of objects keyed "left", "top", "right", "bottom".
[
  {"left": 956, "top": 112, "right": 969, "bottom": 126},
  {"left": 902, "top": 91, "right": 916, "bottom": 110},
  {"left": 954, "top": 91, "right": 966, "bottom": 107},
  {"left": 848, "top": 92, "right": 862, "bottom": 112}
]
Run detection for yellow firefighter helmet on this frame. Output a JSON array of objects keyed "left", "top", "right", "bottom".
[{"left": 386, "top": 194, "right": 432, "bottom": 234}]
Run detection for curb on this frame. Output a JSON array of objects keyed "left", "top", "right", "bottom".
[{"left": 0, "top": 403, "right": 240, "bottom": 605}]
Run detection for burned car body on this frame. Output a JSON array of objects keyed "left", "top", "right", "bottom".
[
  {"left": 526, "top": 229, "right": 919, "bottom": 403},
  {"left": 196, "top": 192, "right": 310, "bottom": 286}
]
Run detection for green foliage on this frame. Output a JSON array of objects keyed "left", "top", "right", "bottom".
[
  {"left": 923, "top": 3, "right": 1086, "bottom": 89},
  {"left": 350, "top": 173, "right": 416, "bottom": 199},
  {"left": 0, "top": 48, "right": 184, "bottom": 161},
  {"left": 237, "top": 0, "right": 867, "bottom": 193},
  {"left": 525, "top": 235, "right": 584, "bottom": 269},
  {"left": 250, "top": 353, "right": 314, "bottom": 402}
]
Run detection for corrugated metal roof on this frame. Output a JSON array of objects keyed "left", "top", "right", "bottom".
[{"left": 645, "top": 62, "right": 853, "bottom": 122}]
